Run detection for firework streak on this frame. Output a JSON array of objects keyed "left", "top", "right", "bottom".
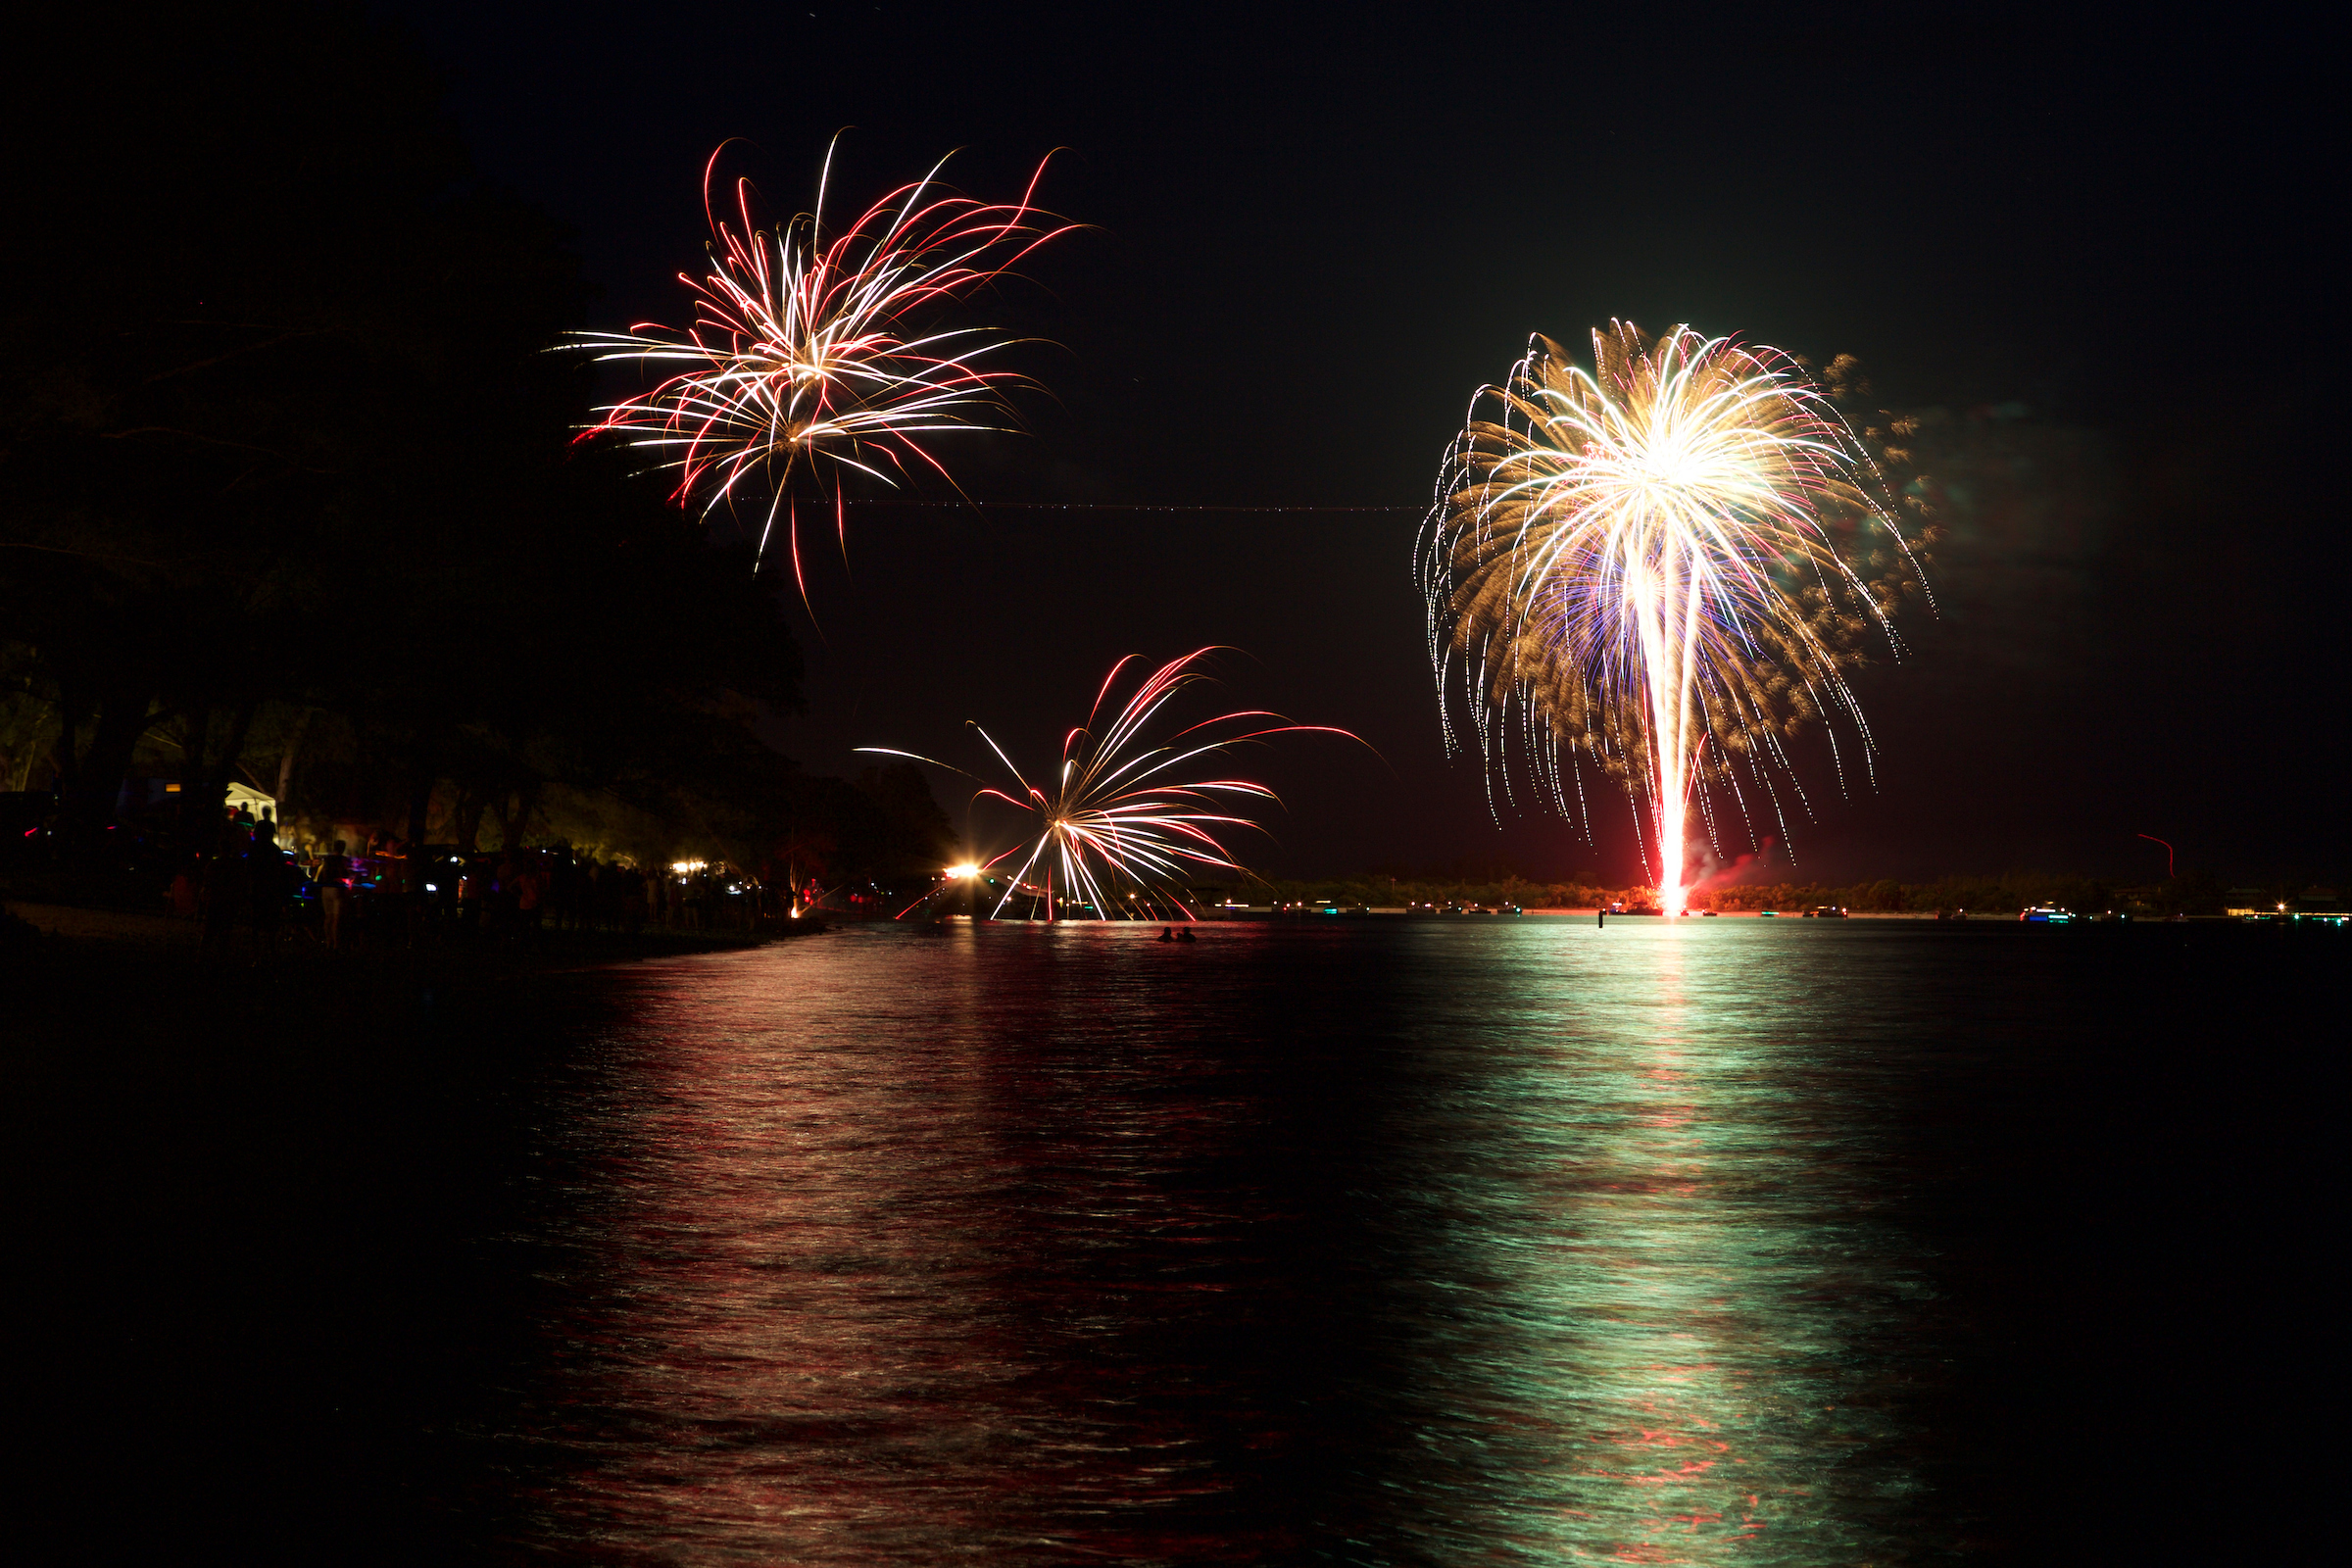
[
  {"left": 569, "top": 144, "right": 1073, "bottom": 598},
  {"left": 862, "top": 651, "right": 1357, "bottom": 921},
  {"left": 1419, "top": 323, "right": 1927, "bottom": 915}
]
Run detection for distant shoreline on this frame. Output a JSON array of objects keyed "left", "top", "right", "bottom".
[
  {"left": 1214, "top": 906, "right": 2011, "bottom": 920},
  {"left": 0, "top": 897, "right": 783, "bottom": 979}
]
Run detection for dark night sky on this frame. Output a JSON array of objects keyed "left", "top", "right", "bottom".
[{"left": 385, "top": 1, "right": 2335, "bottom": 885}]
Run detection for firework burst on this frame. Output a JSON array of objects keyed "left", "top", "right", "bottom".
[
  {"left": 1420, "top": 322, "right": 1929, "bottom": 915},
  {"left": 862, "top": 650, "right": 1356, "bottom": 921},
  {"left": 570, "top": 143, "right": 1073, "bottom": 598}
]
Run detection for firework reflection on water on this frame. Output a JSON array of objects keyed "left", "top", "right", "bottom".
[{"left": 501, "top": 920, "right": 1934, "bottom": 1564}]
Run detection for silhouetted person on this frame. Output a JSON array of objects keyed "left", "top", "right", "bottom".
[
  {"left": 247, "top": 822, "right": 287, "bottom": 957},
  {"left": 203, "top": 826, "right": 251, "bottom": 956},
  {"left": 549, "top": 853, "right": 577, "bottom": 930},
  {"left": 493, "top": 854, "right": 520, "bottom": 935},
  {"left": 1177, "top": 925, "right": 1196, "bottom": 943},
  {"left": 1158, "top": 926, "right": 1174, "bottom": 942},
  {"left": 317, "top": 839, "right": 353, "bottom": 952},
  {"left": 516, "top": 854, "right": 545, "bottom": 937},
  {"left": 594, "top": 860, "right": 621, "bottom": 930}
]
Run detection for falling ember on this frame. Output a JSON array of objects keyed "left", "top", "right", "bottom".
[
  {"left": 861, "top": 650, "right": 1358, "bottom": 922},
  {"left": 1420, "top": 323, "right": 1928, "bottom": 916},
  {"left": 568, "top": 142, "right": 1073, "bottom": 591}
]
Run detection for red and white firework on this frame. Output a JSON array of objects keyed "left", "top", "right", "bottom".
[
  {"left": 863, "top": 650, "right": 1358, "bottom": 921},
  {"left": 572, "top": 143, "right": 1072, "bottom": 595}
]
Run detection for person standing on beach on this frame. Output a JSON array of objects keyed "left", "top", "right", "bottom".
[
  {"left": 493, "top": 854, "right": 520, "bottom": 936},
  {"left": 203, "top": 825, "right": 250, "bottom": 956},
  {"left": 317, "top": 839, "right": 353, "bottom": 952},
  {"left": 516, "top": 854, "right": 545, "bottom": 937},
  {"left": 247, "top": 822, "right": 288, "bottom": 958}
]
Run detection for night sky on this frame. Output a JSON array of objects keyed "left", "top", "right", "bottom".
[{"left": 387, "top": 2, "right": 2332, "bottom": 885}]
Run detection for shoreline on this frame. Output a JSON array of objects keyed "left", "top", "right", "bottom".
[
  {"left": 1212, "top": 906, "right": 2017, "bottom": 919},
  {"left": 0, "top": 897, "right": 804, "bottom": 1005}
]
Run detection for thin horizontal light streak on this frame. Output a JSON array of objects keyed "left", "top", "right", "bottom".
[{"left": 840, "top": 502, "right": 1418, "bottom": 512}]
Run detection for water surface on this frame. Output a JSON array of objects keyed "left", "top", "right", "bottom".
[
  {"left": 435, "top": 918, "right": 2314, "bottom": 1564},
  {"left": 20, "top": 918, "right": 2329, "bottom": 1565}
]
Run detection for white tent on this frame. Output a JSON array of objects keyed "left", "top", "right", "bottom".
[{"left": 223, "top": 783, "right": 279, "bottom": 821}]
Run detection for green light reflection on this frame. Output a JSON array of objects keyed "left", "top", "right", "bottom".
[{"left": 1376, "top": 921, "right": 1922, "bottom": 1564}]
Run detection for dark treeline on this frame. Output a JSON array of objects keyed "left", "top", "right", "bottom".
[{"left": 0, "top": 5, "right": 950, "bottom": 892}]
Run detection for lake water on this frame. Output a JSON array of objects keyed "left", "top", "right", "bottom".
[{"left": 18, "top": 918, "right": 2334, "bottom": 1564}]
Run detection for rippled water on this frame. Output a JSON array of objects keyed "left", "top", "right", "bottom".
[
  {"left": 26, "top": 916, "right": 2329, "bottom": 1565},
  {"left": 473, "top": 920, "right": 2049, "bottom": 1563}
]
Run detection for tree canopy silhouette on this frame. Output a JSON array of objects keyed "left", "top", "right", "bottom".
[{"left": 0, "top": 4, "right": 898, "bottom": 879}]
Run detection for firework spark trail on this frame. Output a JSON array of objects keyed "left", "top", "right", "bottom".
[
  {"left": 568, "top": 142, "right": 1073, "bottom": 594},
  {"left": 861, "top": 650, "right": 1358, "bottom": 921},
  {"left": 1421, "top": 322, "right": 1926, "bottom": 915}
]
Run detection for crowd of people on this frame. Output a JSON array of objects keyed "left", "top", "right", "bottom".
[{"left": 164, "top": 802, "right": 782, "bottom": 956}]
